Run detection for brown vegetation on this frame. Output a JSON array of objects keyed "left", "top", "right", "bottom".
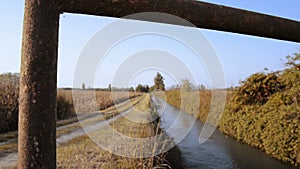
[
  {"left": 57, "top": 94, "right": 180, "bottom": 168},
  {"left": 164, "top": 89, "right": 231, "bottom": 122},
  {"left": 163, "top": 54, "right": 300, "bottom": 166},
  {"left": 59, "top": 89, "right": 141, "bottom": 113},
  {"left": 0, "top": 73, "right": 140, "bottom": 133},
  {"left": 220, "top": 54, "right": 300, "bottom": 166},
  {"left": 0, "top": 73, "right": 19, "bottom": 133}
]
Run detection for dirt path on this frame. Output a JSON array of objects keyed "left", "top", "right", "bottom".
[{"left": 0, "top": 96, "right": 142, "bottom": 168}]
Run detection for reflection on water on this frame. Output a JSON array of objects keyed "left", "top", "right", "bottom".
[{"left": 154, "top": 97, "right": 295, "bottom": 169}]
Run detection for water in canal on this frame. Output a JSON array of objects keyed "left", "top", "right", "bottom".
[{"left": 153, "top": 97, "right": 295, "bottom": 169}]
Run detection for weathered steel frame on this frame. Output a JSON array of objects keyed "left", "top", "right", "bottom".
[{"left": 19, "top": 0, "right": 300, "bottom": 168}]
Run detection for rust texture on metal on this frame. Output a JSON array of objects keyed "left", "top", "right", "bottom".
[
  {"left": 18, "top": 0, "right": 61, "bottom": 168},
  {"left": 62, "top": 0, "right": 300, "bottom": 43}
]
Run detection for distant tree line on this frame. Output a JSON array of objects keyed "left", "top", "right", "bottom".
[
  {"left": 79, "top": 73, "right": 211, "bottom": 93},
  {"left": 135, "top": 72, "right": 166, "bottom": 93}
]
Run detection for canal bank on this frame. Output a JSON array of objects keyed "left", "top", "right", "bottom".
[{"left": 153, "top": 96, "right": 296, "bottom": 169}]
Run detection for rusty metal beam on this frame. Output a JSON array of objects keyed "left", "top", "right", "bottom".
[
  {"left": 62, "top": 0, "right": 300, "bottom": 43},
  {"left": 18, "top": 0, "right": 60, "bottom": 168}
]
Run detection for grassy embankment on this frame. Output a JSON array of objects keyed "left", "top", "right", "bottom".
[
  {"left": 0, "top": 75, "right": 141, "bottom": 134},
  {"left": 0, "top": 88, "right": 140, "bottom": 159},
  {"left": 57, "top": 94, "right": 183, "bottom": 169},
  {"left": 163, "top": 54, "right": 300, "bottom": 166}
]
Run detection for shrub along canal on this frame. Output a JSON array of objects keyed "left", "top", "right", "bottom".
[{"left": 153, "top": 96, "right": 295, "bottom": 169}]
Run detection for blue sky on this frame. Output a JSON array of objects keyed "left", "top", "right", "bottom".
[{"left": 0, "top": 0, "right": 299, "bottom": 88}]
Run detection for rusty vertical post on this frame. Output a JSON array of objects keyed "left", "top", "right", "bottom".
[{"left": 18, "top": 0, "right": 60, "bottom": 168}]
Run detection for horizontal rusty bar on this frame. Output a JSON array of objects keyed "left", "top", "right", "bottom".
[{"left": 62, "top": 0, "right": 300, "bottom": 43}]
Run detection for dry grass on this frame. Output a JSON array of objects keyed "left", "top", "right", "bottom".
[
  {"left": 0, "top": 74, "right": 19, "bottom": 133},
  {"left": 164, "top": 89, "right": 231, "bottom": 122},
  {"left": 0, "top": 93, "right": 180, "bottom": 168},
  {"left": 57, "top": 94, "right": 174, "bottom": 169},
  {"left": 0, "top": 82, "right": 140, "bottom": 133},
  {"left": 0, "top": 92, "right": 143, "bottom": 161},
  {"left": 58, "top": 89, "right": 141, "bottom": 113}
]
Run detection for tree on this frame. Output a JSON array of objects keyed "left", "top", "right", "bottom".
[
  {"left": 135, "top": 84, "right": 143, "bottom": 92},
  {"left": 108, "top": 84, "right": 112, "bottom": 92},
  {"left": 153, "top": 72, "right": 165, "bottom": 91},
  {"left": 149, "top": 85, "right": 155, "bottom": 92},
  {"left": 129, "top": 87, "right": 135, "bottom": 92},
  {"left": 199, "top": 84, "right": 206, "bottom": 90},
  {"left": 81, "top": 82, "right": 86, "bottom": 90},
  {"left": 144, "top": 85, "right": 149, "bottom": 93},
  {"left": 180, "top": 79, "right": 193, "bottom": 91},
  {"left": 135, "top": 84, "right": 149, "bottom": 93}
]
